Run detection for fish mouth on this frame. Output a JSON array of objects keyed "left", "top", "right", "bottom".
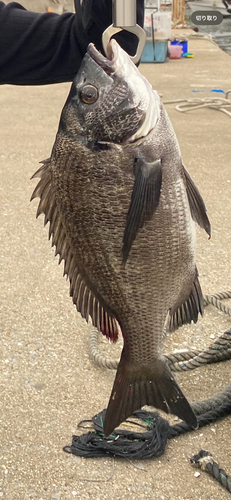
[
  {"left": 87, "top": 41, "right": 118, "bottom": 75},
  {"left": 87, "top": 40, "right": 160, "bottom": 144}
]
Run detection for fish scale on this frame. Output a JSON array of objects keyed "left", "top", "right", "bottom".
[{"left": 31, "top": 39, "right": 211, "bottom": 437}]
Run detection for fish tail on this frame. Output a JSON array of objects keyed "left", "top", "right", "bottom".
[{"left": 103, "top": 350, "right": 197, "bottom": 437}]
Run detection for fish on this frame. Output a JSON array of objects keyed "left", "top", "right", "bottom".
[{"left": 31, "top": 39, "right": 211, "bottom": 437}]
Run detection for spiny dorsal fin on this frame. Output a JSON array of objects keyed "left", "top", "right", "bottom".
[
  {"left": 122, "top": 157, "right": 162, "bottom": 263},
  {"left": 167, "top": 269, "right": 204, "bottom": 333},
  {"left": 31, "top": 159, "right": 119, "bottom": 342},
  {"left": 183, "top": 165, "right": 211, "bottom": 237}
]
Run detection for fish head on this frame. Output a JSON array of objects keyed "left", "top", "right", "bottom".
[{"left": 60, "top": 39, "right": 160, "bottom": 146}]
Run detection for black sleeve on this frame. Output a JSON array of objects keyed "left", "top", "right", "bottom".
[
  {"left": 0, "top": 1, "right": 144, "bottom": 86},
  {"left": 0, "top": 1, "right": 84, "bottom": 85}
]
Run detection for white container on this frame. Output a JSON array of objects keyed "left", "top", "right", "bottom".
[
  {"left": 152, "top": 11, "right": 172, "bottom": 40},
  {"left": 144, "top": 4, "right": 160, "bottom": 39},
  {"left": 144, "top": 11, "right": 172, "bottom": 40},
  {"left": 145, "top": 0, "right": 160, "bottom": 8}
]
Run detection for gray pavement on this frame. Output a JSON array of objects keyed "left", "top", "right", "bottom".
[{"left": 0, "top": 33, "right": 231, "bottom": 500}]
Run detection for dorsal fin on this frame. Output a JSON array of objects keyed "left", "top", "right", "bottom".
[
  {"left": 31, "top": 160, "right": 119, "bottom": 342},
  {"left": 183, "top": 165, "right": 211, "bottom": 237}
]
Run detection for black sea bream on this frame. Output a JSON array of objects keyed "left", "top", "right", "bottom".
[{"left": 31, "top": 40, "right": 211, "bottom": 436}]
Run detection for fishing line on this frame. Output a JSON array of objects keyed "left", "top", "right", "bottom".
[
  {"left": 63, "top": 291, "right": 231, "bottom": 452},
  {"left": 63, "top": 291, "right": 231, "bottom": 494},
  {"left": 63, "top": 390, "right": 231, "bottom": 458}
]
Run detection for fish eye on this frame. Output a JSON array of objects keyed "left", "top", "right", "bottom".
[{"left": 80, "top": 84, "right": 98, "bottom": 104}]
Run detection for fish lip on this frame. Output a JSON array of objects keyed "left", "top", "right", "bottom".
[{"left": 87, "top": 41, "right": 118, "bottom": 75}]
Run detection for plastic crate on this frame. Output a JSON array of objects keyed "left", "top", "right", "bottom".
[{"left": 141, "top": 40, "right": 168, "bottom": 63}]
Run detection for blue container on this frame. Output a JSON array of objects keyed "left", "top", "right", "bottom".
[
  {"left": 141, "top": 40, "right": 168, "bottom": 63},
  {"left": 170, "top": 40, "right": 188, "bottom": 56}
]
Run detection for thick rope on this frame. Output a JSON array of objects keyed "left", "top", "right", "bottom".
[
  {"left": 190, "top": 450, "right": 231, "bottom": 494},
  {"left": 64, "top": 293, "right": 231, "bottom": 475},
  {"left": 89, "top": 291, "right": 231, "bottom": 371},
  {"left": 89, "top": 327, "right": 119, "bottom": 370},
  {"left": 89, "top": 326, "right": 231, "bottom": 372},
  {"left": 168, "top": 330, "right": 231, "bottom": 372},
  {"left": 191, "top": 382, "right": 231, "bottom": 416},
  {"left": 203, "top": 292, "right": 231, "bottom": 317},
  {"left": 64, "top": 398, "right": 231, "bottom": 459}
]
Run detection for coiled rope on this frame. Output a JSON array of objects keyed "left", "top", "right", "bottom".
[
  {"left": 64, "top": 391, "right": 231, "bottom": 459},
  {"left": 163, "top": 94, "right": 231, "bottom": 117},
  {"left": 64, "top": 292, "right": 231, "bottom": 494},
  {"left": 89, "top": 291, "right": 231, "bottom": 371}
]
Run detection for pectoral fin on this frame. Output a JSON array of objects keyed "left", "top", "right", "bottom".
[
  {"left": 122, "top": 158, "right": 162, "bottom": 263},
  {"left": 183, "top": 165, "right": 211, "bottom": 237}
]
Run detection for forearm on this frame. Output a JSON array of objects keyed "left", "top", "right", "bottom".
[
  {"left": 0, "top": 2, "right": 84, "bottom": 85},
  {"left": 0, "top": 1, "right": 144, "bottom": 86}
]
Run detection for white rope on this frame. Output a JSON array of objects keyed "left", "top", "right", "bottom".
[
  {"left": 89, "top": 292, "right": 231, "bottom": 370},
  {"left": 163, "top": 96, "right": 231, "bottom": 117}
]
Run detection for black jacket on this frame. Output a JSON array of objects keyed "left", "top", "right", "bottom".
[{"left": 0, "top": 0, "right": 144, "bottom": 85}]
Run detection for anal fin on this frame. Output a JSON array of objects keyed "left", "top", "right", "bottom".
[{"left": 167, "top": 270, "right": 204, "bottom": 333}]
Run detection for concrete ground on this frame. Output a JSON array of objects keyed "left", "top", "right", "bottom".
[{"left": 0, "top": 33, "right": 231, "bottom": 500}]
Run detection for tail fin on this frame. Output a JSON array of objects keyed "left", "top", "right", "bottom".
[{"left": 103, "top": 350, "right": 197, "bottom": 437}]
